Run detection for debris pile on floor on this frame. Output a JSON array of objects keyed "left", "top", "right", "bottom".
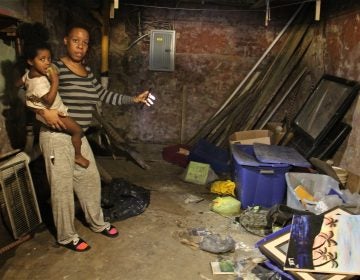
[{"left": 168, "top": 138, "right": 360, "bottom": 279}]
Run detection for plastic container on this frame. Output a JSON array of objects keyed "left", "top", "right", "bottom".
[
  {"left": 231, "top": 144, "right": 290, "bottom": 209},
  {"left": 189, "top": 139, "right": 230, "bottom": 174},
  {"left": 285, "top": 172, "right": 341, "bottom": 211}
]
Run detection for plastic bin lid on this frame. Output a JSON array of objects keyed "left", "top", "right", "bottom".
[
  {"left": 231, "top": 144, "right": 289, "bottom": 167},
  {"left": 254, "top": 143, "right": 311, "bottom": 168}
]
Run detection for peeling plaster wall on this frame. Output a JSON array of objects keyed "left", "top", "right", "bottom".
[
  {"left": 105, "top": 6, "right": 293, "bottom": 144},
  {"left": 0, "top": 39, "right": 26, "bottom": 155},
  {"left": 323, "top": 0, "right": 360, "bottom": 176},
  {"left": 0, "top": 40, "right": 16, "bottom": 155},
  {"left": 325, "top": 2, "right": 360, "bottom": 79}
]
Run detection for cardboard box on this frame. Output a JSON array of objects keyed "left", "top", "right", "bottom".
[
  {"left": 229, "top": 130, "right": 273, "bottom": 145},
  {"left": 265, "top": 122, "right": 286, "bottom": 145}
]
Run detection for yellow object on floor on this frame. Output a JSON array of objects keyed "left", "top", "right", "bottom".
[
  {"left": 294, "top": 185, "right": 316, "bottom": 205},
  {"left": 211, "top": 196, "right": 241, "bottom": 216},
  {"left": 210, "top": 180, "right": 236, "bottom": 196}
]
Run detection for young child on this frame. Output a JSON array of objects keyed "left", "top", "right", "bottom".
[{"left": 22, "top": 41, "right": 90, "bottom": 168}]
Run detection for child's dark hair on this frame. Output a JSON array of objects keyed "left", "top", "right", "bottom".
[
  {"left": 17, "top": 22, "right": 51, "bottom": 59},
  {"left": 23, "top": 41, "right": 52, "bottom": 60}
]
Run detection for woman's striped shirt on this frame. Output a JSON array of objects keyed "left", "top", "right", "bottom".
[{"left": 53, "top": 60, "right": 134, "bottom": 130}]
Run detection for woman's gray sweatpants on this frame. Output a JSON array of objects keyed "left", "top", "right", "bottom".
[{"left": 39, "top": 127, "right": 110, "bottom": 244}]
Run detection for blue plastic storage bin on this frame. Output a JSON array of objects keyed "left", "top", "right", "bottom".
[
  {"left": 231, "top": 144, "right": 290, "bottom": 208},
  {"left": 189, "top": 139, "right": 230, "bottom": 174}
]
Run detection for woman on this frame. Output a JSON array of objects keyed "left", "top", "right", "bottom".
[{"left": 37, "top": 23, "right": 149, "bottom": 252}]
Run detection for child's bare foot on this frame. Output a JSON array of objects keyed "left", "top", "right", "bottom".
[{"left": 75, "top": 155, "right": 90, "bottom": 168}]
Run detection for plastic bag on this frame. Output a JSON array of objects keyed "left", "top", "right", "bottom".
[
  {"left": 101, "top": 178, "right": 150, "bottom": 221},
  {"left": 210, "top": 180, "right": 236, "bottom": 196},
  {"left": 211, "top": 196, "right": 241, "bottom": 216},
  {"left": 199, "top": 234, "right": 235, "bottom": 253}
]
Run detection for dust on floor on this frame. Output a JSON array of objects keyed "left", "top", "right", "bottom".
[{"left": 0, "top": 153, "right": 261, "bottom": 280}]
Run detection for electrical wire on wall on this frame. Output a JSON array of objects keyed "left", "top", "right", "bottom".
[
  {"left": 121, "top": 5, "right": 174, "bottom": 52},
  {"left": 121, "top": 0, "right": 318, "bottom": 28},
  {"left": 121, "top": 0, "right": 318, "bottom": 12}
]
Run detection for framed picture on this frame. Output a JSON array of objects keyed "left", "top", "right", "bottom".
[
  {"left": 284, "top": 208, "right": 360, "bottom": 275},
  {"left": 290, "top": 74, "right": 360, "bottom": 158},
  {"left": 257, "top": 207, "right": 353, "bottom": 280}
]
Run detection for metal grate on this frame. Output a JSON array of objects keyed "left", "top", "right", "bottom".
[
  {"left": 0, "top": 153, "right": 42, "bottom": 239},
  {"left": 149, "top": 30, "right": 176, "bottom": 72}
]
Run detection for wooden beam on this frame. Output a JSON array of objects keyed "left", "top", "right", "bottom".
[
  {"left": 93, "top": 111, "right": 150, "bottom": 170},
  {"left": 110, "top": 2, "right": 115, "bottom": 19},
  {"left": 315, "top": 0, "right": 321, "bottom": 21},
  {"left": 101, "top": 0, "right": 110, "bottom": 74}
]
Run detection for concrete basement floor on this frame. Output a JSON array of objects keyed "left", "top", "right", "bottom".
[{"left": 0, "top": 144, "right": 262, "bottom": 280}]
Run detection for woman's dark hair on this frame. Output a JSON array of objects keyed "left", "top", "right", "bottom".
[{"left": 65, "top": 22, "right": 90, "bottom": 36}]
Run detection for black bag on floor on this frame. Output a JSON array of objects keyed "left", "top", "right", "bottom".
[
  {"left": 101, "top": 178, "right": 150, "bottom": 222},
  {"left": 266, "top": 204, "right": 314, "bottom": 229}
]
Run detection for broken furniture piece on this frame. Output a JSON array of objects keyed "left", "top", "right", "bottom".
[{"left": 92, "top": 110, "right": 150, "bottom": 170}]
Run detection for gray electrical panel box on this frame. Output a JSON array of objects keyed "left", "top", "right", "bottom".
[{"left": 149, "top": 30, "right": 176, "bottom": 72}]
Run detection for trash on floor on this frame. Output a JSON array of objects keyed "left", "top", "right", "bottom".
[
  {"left": 235, "top": 206, "right": 270, "bottom": 237},
  {"left": 175, "top": 227, "right": 211, "bottom": 250},
  {"left": 199, "top": 234, "right": 236, "bottom": 254},
  {"left": 184, "top": 194, "right": 204, "bottom": 204},
  {"left": 210, "top": 259, "right": 235, "bottom": 274},
  {"left": 211, "top": 196, "right": 241, "bottom": 216},
  {"left": 188, "top": 227, "right": 212, "bottom": 236},
  {"left": 162, "top": 144, "right": 190, "bottom": 168},
  {"left": 175, "top": 227, "right": 236, "bottom": 254},
  {"left": 266, "top": 204, "right": 314, "bottom": 233},
  {"left": 101, "top": 178, "right": 150, "bottom": 222},
  {"left": 285, "top": 172, "right": 360, "bottom": 213},
  {"left": 182, "top": 161, "right": 218, "bottom": 185},
  {"left": 234, "top": 257, "right": 274, "bottom": 279},
  {"left": 210, "top": 180, "right": 236, "bottom": 196}
]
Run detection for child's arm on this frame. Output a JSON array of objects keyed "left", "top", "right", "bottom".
[
  {"left": 41, "top": 67, "right": 59, "bottom": 106},
  {"left": 15, "top": 77, "right": 25, "bottom": 88}
]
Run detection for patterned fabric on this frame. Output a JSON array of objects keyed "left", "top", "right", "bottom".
[
  {"left": 23, "top": 70, "right": 68, "bottom": 114},
  {"left": 39, "top": 128, "right": 110, "bottom": 244},
  {"left": 53, "top": 60, "right": 134, "bottom": 130},
  {"left": 23, "top": 69, "right": 69, "bottom": 124}
]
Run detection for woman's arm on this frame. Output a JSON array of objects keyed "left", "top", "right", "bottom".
[
  {"left": 90, "top": 71, "right": 149, "bottom": 106},
  {"left": 36, "top": 108, "right": 67, "bottom": 130}
]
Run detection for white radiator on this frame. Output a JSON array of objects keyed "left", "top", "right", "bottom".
[{"left": 0, "top": 152, "right": 42, "bottom": 239}]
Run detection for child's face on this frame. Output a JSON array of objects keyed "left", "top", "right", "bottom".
[{"left": 28, "top": 49, "right": 52, "bottom": 77}]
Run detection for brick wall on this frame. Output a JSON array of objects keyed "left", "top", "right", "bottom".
[{"left": 105, "top": 5, "right": 293, "bottom": 144}]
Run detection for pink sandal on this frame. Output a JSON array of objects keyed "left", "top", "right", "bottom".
[
  {"left": 62, "top": 237, "right": 91, "bottom": 252},
  {"left": 101, "top": 225, "right": 119, "bottom": 238}
]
